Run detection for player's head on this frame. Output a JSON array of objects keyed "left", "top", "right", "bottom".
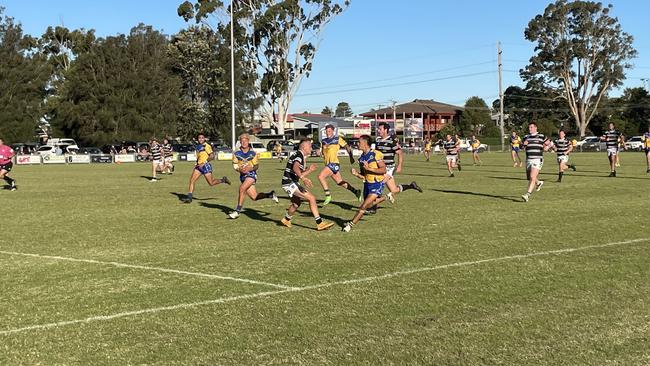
[
  {"left": 471, "top": 134, "right": 476, "bottom": 139},
  {"left": 197, "top": 133, "right": 206, "bottom": 144},
  {"left": 359, "top": 134, "right": 372, "bottom": 151},
  {"left": 528, "top": 122, "right": 538, "bottom": 134},
  {"left": 151, "top": 137, "right": 158, "bottom": 144},
  {"left": 324, "top": 124, "right": 335, "bottom": 138},
  {"left": 445, "top": 134, "right": 452, "bottom": 141},
  {"left": 377, "top": 122, "right": 390, "bottom": 137},
  {"left": 163, "top": 137, "right": 169, "bottom": 144},
  {"left": 559, "top": 129, "right": 566, "bottom": 138},
  {"left": 299, "top": 138, "right": 312, "bottom": 154},
  {"left": 511, "top": 131, "right": 517, "bottom": 136},
  {"left": 608, "top": 122, "right": 615, "bottom": 130},
  {"left": 239, "top": 133, "right": 250, "bottom": 149}
]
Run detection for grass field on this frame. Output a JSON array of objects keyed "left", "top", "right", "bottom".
[{"left": 1, "top": 151, "right": 648, "bottom": 365}]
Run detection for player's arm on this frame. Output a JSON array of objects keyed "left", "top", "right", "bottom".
[
  {"left": 567, "top": 142, "right": 574, "bottom": 155},
  {"left": 543, "top": 139, "right": 552, "bottom": 151},
  {"left": 363, "top": 160, "right": 386, "bottom": 175},
  {"left": 395, "top": 144, "right": 403, "bottom": 172},
  {"left": 350, "top": 168, "right": 364, "bottom": 180},
  {"left": 343, "top": 143, "right": 355, "bottom": 164}
]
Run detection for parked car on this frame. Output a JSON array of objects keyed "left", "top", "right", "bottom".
[
  {"left": 581, "top": 136, "right": 606, "bottom": 151},
  {"left": 36, "top": 145, "right": 57, "bottom": 157},
  {"left": 172, "top": 144, "right": 196, "bottom": 153},
  {"left": 624, "top": 136, "right": 643, "bottom": 151},
  {"left": 77, "top": 147, "right": 102, "bottom": 155},
  {"left": 211, "top": 142, "right": 232, "bottom": 154},
  {"left": 576, "top": 136, "right": 599, "bottom": 148},
  {"left": 266, "top": 140, "right": 296, "bottom": 153}
]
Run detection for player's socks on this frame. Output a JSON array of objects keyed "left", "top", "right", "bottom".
[
  {"left": 569, "top": 164, "right": 576, "bottom": 171},
  {"left": 4, "top": 176, "right": 14, "bottom": 185},
  {"left": 235, "top": 205, "right": 242, "bottom": 212},
  {"left": 183, "top": 193, "right": 193, "bottom": 203},
  {"left": 255, "top": 193, "right": 271, "bottom": 200},
  {"left": 557, "top": 172, "right": 563, "bottom": 182},
  {"left": 323, "top": 190, "right": 332, "bottom": 205},
  {"left": 339, "top": 181, "right": 358, "bottom": 196},
  {"left": 315, "top": 216, "right": 323, "bottom": 225}
]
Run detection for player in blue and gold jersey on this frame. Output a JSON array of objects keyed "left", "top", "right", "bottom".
[
  {"left": 510, "top": 131, "right": 523, "bottom": 167},
  {"left": 317, "top": 124, "right": 361, "bottom": 205},
  {"left": 643, "top": 126, "right": 650, "bottom": 173},
  {"left": 182, "top": 133, "right": 231, "bottom": 203},
  {"left": 342, "top": 135, "right": 387, "bottom": 233},
  {"left": 228, "top": 134, "right": 278, "bottom": 219}
]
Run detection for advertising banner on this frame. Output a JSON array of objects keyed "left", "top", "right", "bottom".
[
  {"left": 404, "top": 118, "right": 424, "bottom": 139},
  {"left": 114, "top": 154, "right": 136, "bottom": 163},
  {"left": 16, "top": 155, "right": 42, "bottom": 165},
  {"left": 217, "top": 152, "right": 233, "bottom": 161},
  {"left": 42, "top": 155, "right": 67, "bottom": 164},
  {"left": 91, "top": 155, "right": 113, "bottom": 164},
  {"left": 67, "top": 155, "right": 91, "bottom": 164},
  {"left": 258, "top": 151, "right": 273, "bottom": 160},
  {"left": 353, "top": 120, "right": 371, "bottom": 138}
]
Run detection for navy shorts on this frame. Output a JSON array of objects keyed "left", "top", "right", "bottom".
[
  {"left": 240, "top": 171, "right": 257, "bottom": 183},
  {"left": 512, "top": 147, "right": 520, "bottom": 153},
  {"left": 326, "top": 163, "right": 340, "bottom": 174},
  {"left": 195, "top": 162, "right": 213, "bottom": 175},
  {"left": 0, "top": 162, "right": 13, "bottom": 172},
  {"left": 363, "top": 181, "right": 384, "bottom": 198}
]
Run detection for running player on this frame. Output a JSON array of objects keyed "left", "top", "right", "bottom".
[
  {"left": 424, "top": 137, "right": 432, "bottom": 162},
  {"left": 552, "top": 129, "right": 576, "bottom": 182},
  {"left": 149, "top": 138, "right": 163, "bottom": 182},
  {"left": 228, "top": 134, "right": 278, "bottom": 219},
  {"left": 273, "top": 142, "right": 284, "bottom": 162},
  {"left": 375, "top": 122, "right": 421, "bottom": 205},
  {"left": 642, "top": 125, "right": 650, "bottom": 173},
  {"left": 521, "top": 122, "right": 552, "bottom": 202},
  {"left": 615, "top": 134, "right": 625, "bottom": 167},
  {"left": 280, "top": 139, "right": 334, "bottom": 231},
  {"left": 443, "top": 134, "right": 460, "bottom": 177},
  {"left": 182, "top": 133, "right": 231, "bottom": 203},
  {"left": 469, "top": 134, "right": 482, "bottom": 165},
  {"left": 317, "top": 124, "right": 361, "bottom": 206},
  {"left": 600, "top": 122, "right": 624, "bottom": 177},
  {"left": 343, "top": 135, "right": 387, "bottom": 233},
  {"left": 0, "top": 138, "right": 17, "bottom": 191},
  {"left": 454, "top": 133, "right": 463, "bottom": 169},
  {"left": 161, "top": 138, "right": 174, "bottom": 174},
  {"left": 510, "top": 131, "right": 523, "bottom": 167}
]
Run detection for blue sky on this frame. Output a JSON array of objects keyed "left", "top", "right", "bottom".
[{"left": 3, "top": 0, "right": 649, "bottom": 115}]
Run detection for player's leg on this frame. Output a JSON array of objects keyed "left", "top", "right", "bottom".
[
  {"left": 204, "top": 172, "right": 230, "bottom": 186},
  {"left": 281, "top": 195, "right": 302, "bottom": 228},
  {"left": 0, "top": 168, "right": 15, "bottom": 190},
  {"left": 246, "top": 180, "right": 277, "bottom": 203},
  {"left": 343, "top": 192, "right": 378, "bottom": 232},
  {"left": 183, "top": 169, "right": 202, "bottom": 202},
  {"left": 318, "top": 166, "right": 334, "bottom": 205},
  {"left": 151, "top": 161, "right": 158, "bottom": 181},
  {"left": 646, "top": 150, "right": 650, "bottom": 173},
  {"left": 296, "top": 189, "right": 333, "bottom": 230},
  {"left": 608, "top": 151, "right": 616, "bottom": 176},
  {"left": 330, "top": 171, "right": 361, "bottom": 200}
]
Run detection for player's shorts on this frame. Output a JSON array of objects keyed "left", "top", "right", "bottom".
[
  {"left": 326, "top": 163, "right": 340, "bottom": 174},
  {"left": 363, "top": 181, "right": 384, "bottom": 198},
  {"left": 607, "top": 148, "right": 618, "bottom": 157},
  {"left": 0, "top": 162, "right": 13, "bottom": 172},
  {"left": 152, "top": 159, "right": 163, "bottom": 166},
  {"left": 557, "top": 155, "right": 569, "bottom": 164},
  {"left": 512, "top": 147, "right": 520, "bottom": 153},
  {"left": 645, "top": 147, "right": 650, "bottom": 154},
  {"left": 164, "top": 156, "right": 173, "bottom": 163},
  {"left": 195, "top": 162, "right": 213, "bottom": 175},
  {"left": 240, "top": 171, "right": 257, "bottom": 183},
  {"left": 424, "top": 148, "right": 431, "bottom": 152},
  {"left": 526, "top": 158, "right": 543, "bottom": 170},
  {"left": 385, "top": 165, "right": 395, "bottom": 177},
  {"left": 446, "top": 155, "right": 458, "bottom": 164},
  {"left": 472, "top": 147, "right": 480, "bottom": 154},
  {"left": 282, "top": 182, "right": 306, "bottom": 198}
]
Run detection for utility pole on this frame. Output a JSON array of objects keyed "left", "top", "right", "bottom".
[
  {"left": 230, "top": 1, "right": 236, "bottom": 150},
  {"left": 498, "top": 41, "right": 505, "bottom": 152},
  {"left": 389, "top": 99, "right": 399, "bottom": 142}
]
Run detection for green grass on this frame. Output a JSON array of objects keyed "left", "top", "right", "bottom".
[{"left": 1, "top": 152, "right": 649, "bottom": 365}]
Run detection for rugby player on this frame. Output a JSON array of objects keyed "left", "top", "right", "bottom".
[
  {"left": 280, "top": 139, "right": 334, "bottom": 231},
  {"left": 343, "top": 135, "right": 387, "bottom": 232},
  {"left": 552, "top": 129, "right": 576, "bottom": 183},
  {"left": 149, "top": 138, "right": 163, "bottom": 182},
  {"left": 0, "top": 138, "right": 17, "bottom": 191},
  {"left": 521, "top": 122, "right": 552, "bottom": 202},
  {"left": 424, "top": 138, "right": 432, "bottom": 162},
  {"left": 600, "top": 122, "right": 624, "bottom": 177},
  {"left": 317, "top": 124, "right": 361, "bottom": 206},
  {"left": 228, "top": 134, "right": 278, "bottom": 219},
  {"left": 375, "top": 122, "right": 421, "bottom": 205},
  {"left": 443, "top": 134, "right": 460, "bottom": 177},
  {"left": 469, "top": 134, "right": 482, "bottom": 166},
  {"left": 643, "top": 126, "right": 650, "bottom": 173},
  {"left": 182, "top": 133, "right": 231, "bottom": 203},
  {"left": 161, "top": 138, "right": 174, "bottom": 174},
  {"left": 510, "top": 131, "right": 523, "bottom": 167}
]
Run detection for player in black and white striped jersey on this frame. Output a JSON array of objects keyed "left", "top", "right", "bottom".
[
  {"left": 521, "top": 122, "right": 552, "bottom": 202},
  {"left": 600, "top": 122, "right": 625, "bottom": 177},
  {"left": 551, "top": 129, "right": 576, "bottom": 182},
  {"left": 149, "top": 138, "right": 163, "bottom": 182},
  {"left": 161, "top": 138, "right": 174, "bottom": 175},
  {"left": 443, "top": 134, "right": 460, "bottom": 177}
]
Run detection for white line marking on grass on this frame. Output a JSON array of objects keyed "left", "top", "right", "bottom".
[
  {"left": 1, "top": 238, "right": 647, "bottom": 336},
  {"left": 0, "top": 250, "right": 294, "bottom": 290}
]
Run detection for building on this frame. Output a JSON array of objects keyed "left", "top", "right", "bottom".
[{"left": 360, "top": 99, "right": 463, "bottom": 138}]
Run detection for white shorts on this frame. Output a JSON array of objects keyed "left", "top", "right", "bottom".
[
  {"left": 152, "top": 160, "right": 163, "bottom": 166},
  {"left": 385, "top": 165, "right": 395, "bottom": 177},
  {"left": 557, "top": 155, "right": 569, "bottom": 164},
  {"left": 527, "top": 158, "right": 543, "bottom": 170},
  {"left": 607, "top": 148, "right": 618, "bottom": 157},
  {"left": 164, "top": 157, "right": 173, "bottom": 163},
  {"left": 446, "top": 155, "right": 458, "bottom": 164},
  {"left": 282, "top": 183, "right": 305, "bottom": 198}
]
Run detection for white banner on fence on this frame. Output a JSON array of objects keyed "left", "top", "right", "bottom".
[
  {"left": 67, "top": 155, "right": 91, "bottom": 164},
  {"left": 16, "top": 155, "right": 41, "bottom": 165},
  {"left": 42, "top": 155, "right": 67, "bottom": 164},
  {"left": 114, "top": 154, "right": 136, "bottom": 163},
  {"left": 186, "top": 153, "right": 197, "bottom": 161},
  {"left": 217, "top": 152, "right": 233, "bottom": 161}
]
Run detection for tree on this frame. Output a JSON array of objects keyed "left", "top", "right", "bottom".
[
  {"left": 321, "top": 106, "right": 333, "bottom": 116},
  {"left": 335, "top": 101, "right": 352, "bottom": 117},
  {"left": 179, "top": 0, "right": 350, "bottom": 135},
  {"left": 461, "top": 97, "right": 491, "bottom": 135},
  {"left": 0, "top": 7, "right": 51, "bottom": 142},
  {"left": 522, "top": 0, "right": 637, "bottom": 137},
  {"left": 492, "top": 86, "right": 571, "bottom": 134}
]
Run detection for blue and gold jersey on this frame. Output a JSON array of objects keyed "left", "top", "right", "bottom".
[
  {"left": 232, "top": 148, "right": 259, "bottom": 174},
  {"left": 359, "top": 149, "right": 384, "bottom": 183},
  {"left": 195, "top": 143, "right": 213, "bottom": 165},
  {"left": 321, "top": 136, "right": 347, "bottom": 165},
  {"left": 644, "top": 132, "right": 650, "bottom": 148},
  {"left": 510, "top": 135, "right": 521, "bottom": 148}
]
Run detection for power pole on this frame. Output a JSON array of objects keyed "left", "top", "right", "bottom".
[
  {"left": 498, "top": 41, "right": 505, "bottom": 152},
  {"left": 230, "top": 1, "right": 236, "bottom": 150}
]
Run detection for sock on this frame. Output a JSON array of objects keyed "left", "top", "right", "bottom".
[
  {"left": 187, "top": 193, "right": 193, "bottom": 199},
  {"left": 284, "top": 212, "right": 292, "bottom": 221},
  {"left": 255, "top": 192, "right": 271, "bottom": 200},
  {"left": 315, "top": 216, "right": 323, "bottom": 224},
  {"left": 399, "top": 183, "right": 415, "bottom": 192},
  {"left": 4, "top": 176, "right": 14, "bottom": 184},
  {"left": 558, "top": 172, "right": 563, "bottom": 181},
  {"left": 340, "top": 181, "right": 358, "bottom": 194},
  {"left": 324, "top": 189, "right": 331, "bottom": 196},
  {"left": 235, "top": 205, "right": 242, "bottom": 212}
]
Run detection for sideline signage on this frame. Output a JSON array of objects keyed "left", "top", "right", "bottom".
[
  {"left": 42, "top": 155, "right": 67, "bottom": 164},
  {"left": 67, "top": 155, "right": 91, "bottom": 164},
  {"left": 16, "top": 155, "right": 41, "bottom": 165},
  {"left": 114, "top": 154, "right": 136, "bottom": 163},
  {"left": 91, "top": 155, "right": 113, "bottom": 163}
]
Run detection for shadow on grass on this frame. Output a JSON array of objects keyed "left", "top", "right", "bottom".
[
  {"left": 199, "top": 202, "right": 277, "bottom": 223},
  {"left": 169, "top": 192, "right": 215, "bottom": 202},
  {"left": 487, "top": 176, "right": 527, "bottom": 181},
  {"left": 431, "top": 188, "right": 522, "bottom": 202},
  {"left": 140, "top": 175, "right": 159, "bottom": 181}
]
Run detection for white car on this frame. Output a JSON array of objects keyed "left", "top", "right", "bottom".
[
  {"left": 36, "top": 145, "right": 57, "bottom": 157},
  {"left": 624, "top": 136, "right": 643, "bottom": 151},
  {"left": 576, "top": 136, "right": 599, "bottom": 147}
]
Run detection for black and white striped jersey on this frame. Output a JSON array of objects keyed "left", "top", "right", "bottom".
[
  {"left": 162, "top": 143, "right": 173, "bottom": 157},
  {"left": 150, "top": 144, "right": 162, "bottom": 161},
  {"left": 523, "top": 133, "right": 547, "bottom": 160},
  {"left": 374, "top": 137, "right": 400, "bottom": 166},
  {"left": 282, "top": 150, "right": 305, "bottom": 185},
  {"left": 603, "top": 129, "right": 621, "bottom": 149},
  {"left": 443, "top": 140, "right": 457, "bottom": 156},
  {"left": 553, "top": 138, "right": 571, "bottom": 156}
]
